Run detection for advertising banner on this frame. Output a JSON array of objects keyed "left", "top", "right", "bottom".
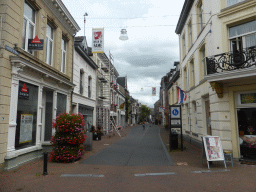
[
  {"left": 203, "top": 136, "right": 225, "bottom": 161},
  {"left": 92, "top": 28, "right": 104, "bottom": 53},
  {"left": 152, "top": 87, "right": 156, "bottom": 96}
]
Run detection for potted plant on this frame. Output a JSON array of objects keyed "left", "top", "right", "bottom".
[{"left": 50, "top": 113, "right": 86, "bottom": 163}]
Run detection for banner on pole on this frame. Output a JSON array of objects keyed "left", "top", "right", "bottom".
[
  {"left": 152, "top": 87, "right": 156, "bottom": 96},
  {"left": 92, "top": 28, "right": 104, "bottom": 53}
]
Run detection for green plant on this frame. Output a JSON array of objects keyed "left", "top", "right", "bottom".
[{"left": 50, "top": 113, "right": 86, "bottom": 163}]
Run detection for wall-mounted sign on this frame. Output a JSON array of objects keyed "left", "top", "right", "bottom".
[
  {"left": 18, "top": 83, "right": 29, "bottom": 100},
  {"left": 5, "top": 45, "right": 20, "bottom": 56},
  {"left": 28, "top": 35, "right": 44, "bottom": 50},
  {"left": 92, "top": 28, "right": 104, "bottom": 53}
]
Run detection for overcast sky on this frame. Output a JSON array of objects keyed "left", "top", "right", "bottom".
[{"left": 62, "top": 0, "right": 185, "bottom": 108}]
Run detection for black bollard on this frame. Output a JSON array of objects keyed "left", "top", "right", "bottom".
[{"left": 43, "top": 152, "right": 48, "bottom": 176}]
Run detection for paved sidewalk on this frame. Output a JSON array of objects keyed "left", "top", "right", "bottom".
[{"left": 0, "top": 125, "right": 256, "bottom": 192}]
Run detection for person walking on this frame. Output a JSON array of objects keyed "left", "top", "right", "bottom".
[{"left": 142, "top": 121, "right": 146, "bottom": 129}]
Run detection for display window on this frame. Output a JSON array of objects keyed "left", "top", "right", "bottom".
[
  {"left": 56, "top": 92, "right": 67, "bottom": 116},
  {"left": 15, "top": 81, "right": 38, "bottom": 149}
]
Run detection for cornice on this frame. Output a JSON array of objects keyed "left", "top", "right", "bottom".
[
  {"left": 42, "top": 0, "right": 80, "bottom": 35},
  {"left": 218, "top": 0, "right": 256, "bottom": 18},
  {"left": 14, "top": 47, "right": 70, "bottom": 81}
]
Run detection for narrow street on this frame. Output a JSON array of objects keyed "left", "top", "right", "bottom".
[
  {"left": 81, "top": 125, "right": 173, "bottom": 166},
  {"left": 1, "top": 125, "right": 256, "bottom": 192}
]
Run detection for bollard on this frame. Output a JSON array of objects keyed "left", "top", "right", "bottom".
[{"left": 43, "top": 152, "right": 48, "bottom": 176}]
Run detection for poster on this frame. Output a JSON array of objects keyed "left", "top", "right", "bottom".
[
  {"left": 19, "top": 114, "right": 33, "bottom": 144},
  {"left": 203, "top": 136, "right": 224, "bottom": 161},
  {"left": 92, "top": 28, "right": 104, "bottom": 53}
]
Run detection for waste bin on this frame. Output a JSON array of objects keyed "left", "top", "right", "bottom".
[{"left": 169, "top": 131, "right": 178, "bottom": 150}]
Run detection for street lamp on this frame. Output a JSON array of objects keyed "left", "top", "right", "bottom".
[{"left": 119, "top": 29, "right": 128, "bottom": 40}]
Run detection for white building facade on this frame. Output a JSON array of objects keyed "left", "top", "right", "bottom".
[
  {"left": 175, "top": 0, "right": 256, "bottom": 160},
  {"left": 72, "top": 37, "right": 98, "bottom": 131}
]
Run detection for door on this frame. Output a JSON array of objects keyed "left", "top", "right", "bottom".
[
  {"left": 44, "top": 90, "right": 53, "bottom": 141},
  {"left": 205, "top": 100, "right": 211, "bottom": 135}
]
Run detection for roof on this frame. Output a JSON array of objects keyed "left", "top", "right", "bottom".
[{"left": 175, "top": 0, "right": 195, "bottom": 34}]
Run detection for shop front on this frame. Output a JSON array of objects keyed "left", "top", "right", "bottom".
[
  {"left": 236, "top": 91, "right": 256, "bottom": 160},
  {"left": 5, "top": 57, "right": 73, "bottom": 170},
  {"left": 78, "top": 104, "right": 94, "bottom": 131}
]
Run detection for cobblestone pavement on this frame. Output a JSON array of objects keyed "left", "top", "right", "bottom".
[{"left": 0, "top": 125, "right": 256, "bottom": 192}]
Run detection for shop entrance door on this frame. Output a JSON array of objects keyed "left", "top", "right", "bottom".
[{"left": 237, "top": 108, "right": 256, "bottom": 159}]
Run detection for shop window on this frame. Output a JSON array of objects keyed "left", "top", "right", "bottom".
[
  {"left": 56, "top": 93, "right": 67, "bottom": 116},
  {"left": 61, "top": 39, "right": 67, "bottom": 73},
  {"left": 22, "top": 2, "right": 35, "bottom": 54},
  {"left": 45, "top": 23, "right": 54, "bottom": 65},
  {"left": 15, "top": 81, "right": 38, "bottom": 149}
]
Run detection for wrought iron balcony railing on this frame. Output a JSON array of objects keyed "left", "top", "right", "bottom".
[{"left": 206, "top": 46, "right": 256, "bottom": 75}]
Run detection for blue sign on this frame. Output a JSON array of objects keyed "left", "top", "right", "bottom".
[{"left": 172, "top": 109, "right": 179, "bottom": 116}]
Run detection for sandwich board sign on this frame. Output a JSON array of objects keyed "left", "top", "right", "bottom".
[{"left": 202, "top": 136, "right": 226, "bottom": 169}]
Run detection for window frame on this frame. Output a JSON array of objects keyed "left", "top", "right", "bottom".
[
  {"left": 80, "top": 69, "right": 84, "bottom": 95},
  {"left": 45, "top": 23, "right": 54, "bottom": 65},
  {"left": 188, "top": 20, "right": 193, "bottom": 48},
  {"left": 88, "top": 76, "right": 92, "bottom": 98},
  {"left": 22, "top": 2, "right": 36, "bottom": 54},
  {"left": 198, "top": 1, "right": 204, "bottom": 32},
  {"left": 61, "top": 39, "right": 67, "bottom": 73}
]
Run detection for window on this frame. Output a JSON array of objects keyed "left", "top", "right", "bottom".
[
  {"left": 16, "top": 81, "right": 38, "bottom": 149},
  {"left": 183, "top": 67, "right": 188, "bottom": 91},
  {"left": 88, "top": 76, "right": 92, "bottom": 98},
  {"left": 198, "top": 2, "right": 204, "bottom": 32},
  {"left": 80, "top": 70, "right": 84, "bottom": 95},
  {"left": 229, "top": 20, "right": 256, "bottom": 51},
  {"left": 56, "top": 93, "right": 67, "bottom": 116},
  {"left": 227, "top": 0, "right": 245, "bottom": 7},
  {"left": 45, "top": 23, "right": 54, "bottom": 65},
  {"left": 182, "top": 34, "right": 186, "bottom": 58},
  {"left": 188, "top": 20, "right": 193, "bottom": 48},
  {"left": 199, "top": 45, "right": 206, "bottom": 80},
  {"left": 61, "top": 39, "right": 67, "bottom": 73},
  {"left": 22, "top": 2, "right": 35, "bottom": 53},
  {"left": 190, "top": 59, "right": 195, "bottom": 87}
]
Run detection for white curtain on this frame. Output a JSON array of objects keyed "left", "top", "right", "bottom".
[
  {"left": 229, "top": 20, "right": 256, "bottom": 38},
  {"left": 244, "top": 33, "right": 256, "bottom": 48}
]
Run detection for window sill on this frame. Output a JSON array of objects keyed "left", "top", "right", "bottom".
[{"left": 5, "top": 145, "right": 42, "bottom": 160}]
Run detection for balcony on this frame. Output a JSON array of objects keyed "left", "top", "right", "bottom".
[{"left": 205, "top": 46, "right": 256, "bottom": 82}]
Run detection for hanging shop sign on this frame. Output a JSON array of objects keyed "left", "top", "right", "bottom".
[
  {"left": 18, "top": 83, "right": 29, "bottom": 100},
  {"left": 92, "top": 28, "right": 104, "bottom": 53},
  {"left": 28, "top": 35, "right": 44, "bottom": 50}
]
